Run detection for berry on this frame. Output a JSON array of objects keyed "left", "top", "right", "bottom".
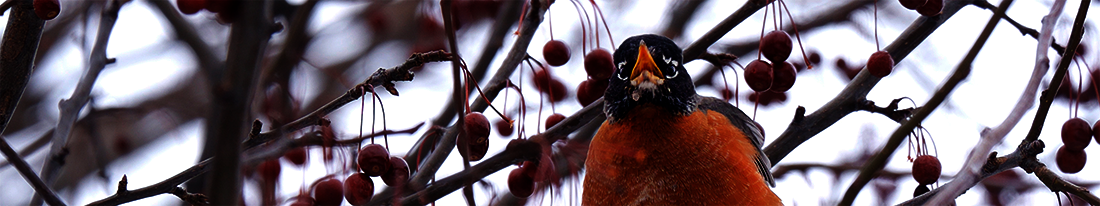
[
  {"left": 808, "top": 50, "right": 822, "bottom": 65},
  {"left": 747, "top": 91, "right": 788, "bottom": 106},
  {"left": 545, "top": 113, "right": 566, "bottom": 130},
  {"left": 1095, "top": 120, "right": 1100, "bottom": 145},
  {"left": 343, "top": 173, "right": 374, "bottom": 205},
  {"left": 866, "top": 51, "right": 894, "bottom": 77},
  {"left": 719, "top": 88, "right": 734, "bottom": 101},
  {"left": 770, "top": 61, "right": 797, "bottom": 92},
  {"left": 382, "top": 157, "right": 410, "bottom": 186},
  {"left": 1075, "top": 43, "right": 1088, "bottom": 57},
  {"left": 577, "top": 78, "right": 608, "bottom": 106},
  {"left": 496, "top": 119, "right": 514, "bottom": 136},
  {"left": 584, "top": 49, "right": 615, "bottom": 80},
  {"left": 257, "top": 159, "right": 281, "bottom": 182},
  {"left": 532, "top": 70, "right": 568, "bottom": 102},
  {"left": 289, "top": 196, "right": 314, "bottom": 206},
  {"left": 284, "top": 147, "right": 307, "bottom": 166},
  {"left": 33, "top": 0, "right": 60, "bottom": 20},
  {"left": 900, "top": 0, "right": 927, "bottom": 10},
  {"left": 461, "top": 112, "right": 491, "bottom": 161},
  {"left": 177, "top": 0, "right": 206, "bottom": 14},
  {"left": 543, "top": 40, "right": 571, "bottom": 66},
  {"left": 1056, "top": 146, "right": 1087, "bottom": 173},
  {"left": 205, "top": 0, "right": 229, "bottom": 13},
  {"left": 1062, "top": 118, "right": 1092, "bottom": 151},
  {"left": 312, "top": 178, "right": 344, "bottom": 206},
  {"left": 914, "top": 184, "right": 930, "bottom": 197},
  {"left": 911, "top": 155, "right": 941, "bottom": 185},
  {"left": 358, "top": 144, "right": 391, "bottom": 176},
  {"left": 744, "top": 60, "right": 773, "bottom": 92},
  {"left": 760, "top": 31, "right": 793, "bottom": 63},
  {"left": 508, "top": 166, "right": 535, "bottom": 197},
  {"left": 917, "top": 0, "right": 943, "bottom": 17}
]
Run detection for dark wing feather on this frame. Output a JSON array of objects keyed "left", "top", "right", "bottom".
[{"left": 694, "top": 96, "right": 775, "bottom": 187}]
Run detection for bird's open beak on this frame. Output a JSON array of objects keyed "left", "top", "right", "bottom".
[{"left": 629, "top": 41, "right": 665, "bottom": 87}]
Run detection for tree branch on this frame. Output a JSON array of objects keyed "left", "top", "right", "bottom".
[{"left": 840, "top": 0, "right": 1012, "bottom": 204}]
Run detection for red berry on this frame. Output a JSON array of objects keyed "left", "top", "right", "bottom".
[
  {"left": 719, "top": 88, "right": 734, "bottom": 101},
  {"left": 584, "top": 49, "right": 615, "bottom": 80},
  {"left": 911, "top": 155, "right": 941, "bottom": 185},
  {"left": 744, "top": 60, "right": 773, "bottom": 92},
  {"left": 808, "top": 50, "right": 822, "bottom": 65},
  {"left": 508, "top": 166, "right": 535, "bottom": 197},
  {"left": 382, "top": 157, "right": 410, "bottom": 186},
  {"left": 358, "top": 144, "right": 391, "bottom": 176},
  {"left": 917, "top": 0, "right": 943, "bottom": 17},
  {"left": 1095, "top": 120, "right": 1100, "bottom": 145},
  {"left": 914, "top": 184, "right": 930, "bottom": 197},
  {"left": 284, "top": 147, "right": 307, "bottom": 166},
  {"left": 312, "top": 178, "right": 344, "bottom": 206},
  {"left": 257, "top": 159, "right": 281, "bottom": 182},
  {"left": 343, "top": 173, "right": 374, "bottom": 205},
  {"left": 747, "top": 90, "right": 788, "bottom": 106},
  {"left": 177, "top": 0, "right": 206, "bottom": 14},
  {"left": 543, "top": 40, "right": 571, "bottom": 66},
  {"left": 900, "top": 0, "right": 927, "bottom": 10},
  {"left": 760, "top": 31, "right": 793, "bottom": 63},
  {"left": 461, "top": 112, "right": 491, "bottom": 161},
  {"left": 1055, "top": 146, "right": 1087, "bottom": 173},
  {"left": 33, "top": 0, "right": 60, "bottom": 20},
  {"left": 545, "top": 113, "right": 566, "bottom": 130},
  {"left": 577, "top": 78, "right": 608, "bottom": 106},
  {"left": 770, "top": 61, "right": 797, "bottom": 92},
  {"left": 867, "top": 51, "right": 894, "bottom": 77},
  {"left": 1062, "top": 118, "right": 1092, "bottom": 151},
  {"left": 496, "top": 119, "right": 514, "bottom": 136},
  {"left": 464, "top": 112, "right": 491, "bottom": 139},
  {"left": 532, "top": 69, "right": 568, "bottom": 102},
  {"left": 289, "top": 196, "right": 314, "bottom": 206}
]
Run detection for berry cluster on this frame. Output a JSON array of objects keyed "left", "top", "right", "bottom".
[
  {"left": 1057, "top": 118, "right": 1095, "bottom": 173},
  {"left": 746, "top": 31, "right": 799, "bottom": 94},
  {"left": 538, "top": 0, "right": 615, "bottom": 107}
]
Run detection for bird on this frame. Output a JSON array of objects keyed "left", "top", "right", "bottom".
[{"left": 583, "top": 34, "right": 781, "bottom": 205}]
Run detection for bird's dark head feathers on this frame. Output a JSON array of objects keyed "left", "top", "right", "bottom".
[{"left": 604, "top": 34, "right": 696, "bottom": 120}]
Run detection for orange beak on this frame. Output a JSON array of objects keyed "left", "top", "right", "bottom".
[{"left": 629, "top": 41, "right": 665, "bottom": 86}]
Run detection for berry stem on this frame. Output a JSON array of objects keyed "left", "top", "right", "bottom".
[
  {"left": 758, "top": 7, "right": 768, "bottom": 60},
  {"left": 569, "top": 0, "right": 589, "bottom": 51},
  {"left": 780, "top": 0, "right": 813, "bottom": 69},
  {"left": 589, "top": 0, "right": 615, "bottom": 48}
]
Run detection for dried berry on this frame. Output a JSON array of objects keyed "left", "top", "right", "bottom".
[
  {"left": 357, "top": 144, "right": 391, "bottom": 176},
  {"left": 1062, "top": 118, "right": 1092, "bottom": 151},
  {"left": 770, "top": 61, "right": 797, "bottom": 92},
  {"left": 312, "top": 177, "right": 344, "bottom": 206},
  {"left": 744, "top": 60, "right": 773, "bottom": 92},
  {"left": 760, "top": 31, "right": 793, "bottom": 63},
  {"left": 543, "top": 40, "right": 571, "bottom": 67},
  {"left": 584, "top": 49, "right": 615, "bottom": 80},
  {"left": 343, "top": 173, "right": 374, "bottom": 205},
  {"left": 382, "top": 157, "right": 410, "bottom": 186},
  {"left": 545, "top": 113, "right": 566, "bottom": 130},
  {"left": 911, "top": 155, "right": 941, "bottom": 185},
  {"left": 33, "top": 0, "right": 60, "bottom": 20},
  {"left": 1056, "top": 146, "right": 1087, "bottom": 174},
  {"left": 866, "top": 51, "right": 894, "bottom": 77}
]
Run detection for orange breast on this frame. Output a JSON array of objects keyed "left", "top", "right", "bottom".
[{"left": 583, "top": 104, "right": 781, "bottom": 205}]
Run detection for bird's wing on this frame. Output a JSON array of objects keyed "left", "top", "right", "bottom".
[{"left": 695, "top": 96, "right": 776, "bottom": 187}]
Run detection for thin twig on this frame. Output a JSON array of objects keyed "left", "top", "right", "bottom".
[
  {"left": 926, "top": 0, "right": 1066, "bottom": 203},
  {"left": 147, "top": 0, "right": 224, "bottom": 81},
  {"left": 681, "top": 0, "right": 769, "bottom": 61},
  {"left": 0, "top": 128, "right": 52, "bottom": 170},
  {"left": 839, "top": 0, "right": 1012, "bottom": 204}
]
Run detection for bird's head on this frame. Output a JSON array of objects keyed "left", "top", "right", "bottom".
[{"left": 604, "top": 34, "right": 696, "bottom": 120}]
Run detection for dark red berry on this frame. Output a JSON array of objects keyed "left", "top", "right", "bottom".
[
  {"left": 1094, "top": 120, "right": 1100, "bottom": 145},
  {"left": 745, "top": 60, "right": 773, "bottom": 92},
  {"left": 532, "top": 70, "right": 568, "bottom": 102},
  {"left": 382, "top": 157, "right": 410, "bottom": 186},
  {"left": 747, "top": 90, "right": 788, "bottom": 106},
  {"left": 205, "top": 0, "right": 229, "bottom": 13},
  {"left": 577, "top": 78, "right": 608, "bottom": 106},
  {"left": 257, "top": 159, "right": 281, "bottom": 182},
  {"left": 343, "top": 173, "right": 374, "bottom": 205},
  {"left": 543, "top": 40, "right": 571, "bottom": 66},
  {"left": 545, "top": 113, "right": 566, "bottom": 130},
  {"left": 312, "top": 178, "right": 344, "bottom": 206},
  {"left": 900, "top": 0, "right": 927, "bottom": 10},
  {"left": 284, "top": 147, "right": 307, "bottom": 166},
  {"left": 177, "top": 0, "right": 206, "bottom": 14},
  {"left": 911, "top": 155, "right": 941, "bottom": 185},
  {"left": 1062, "top": 118, "right": 1092, "bottom": 151},
  {"left": 33, "top": 0, "right": 60, "bottom": 20},
  {"left": 808, "top": 50, "right": 822, "bottom": 65},
  {"left": 496, "top": 119, "right": 514, "bottom": 136},
  {"left": 584, "top": 49, "right": 615, "bottom": 79},
  {"left": 1075, "top": 43, "right": 1087, "bottom": 57},
  {"left": 770, "top": 61, "right": 797, "bottom": 92},
  {"left": 461, "top": 112, "right": 491, "bottom": 161},
  {"left": 914, "top": 184, "right": 930, "bottom": 197},
  {"left": 720, "top": 88, "right": 734, "bottom": 101},
  {"left": 761, "top": 31, "right": 793, "bottom": 63},
  {"left": 358, "top": 144, "right": 391, "bottom": 176},
  {"left": 289, "top": 196, "right": 314, "bottom": 206},
  {"left": 508, "top": 166, "right": 535, "bottom": 197},
  {"left": 1055, "top": 146, "right": 1087, "bottom": 173},
  {"left": 917, "top": 0, "right": 943, "bottom": 17},
  {"left": 867, "top": 51, "right": 894, "bottom": 77}
]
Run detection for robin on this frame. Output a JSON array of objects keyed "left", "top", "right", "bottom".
[{"left": 583, "top": 34, "right": 781, "bottom": 205}]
